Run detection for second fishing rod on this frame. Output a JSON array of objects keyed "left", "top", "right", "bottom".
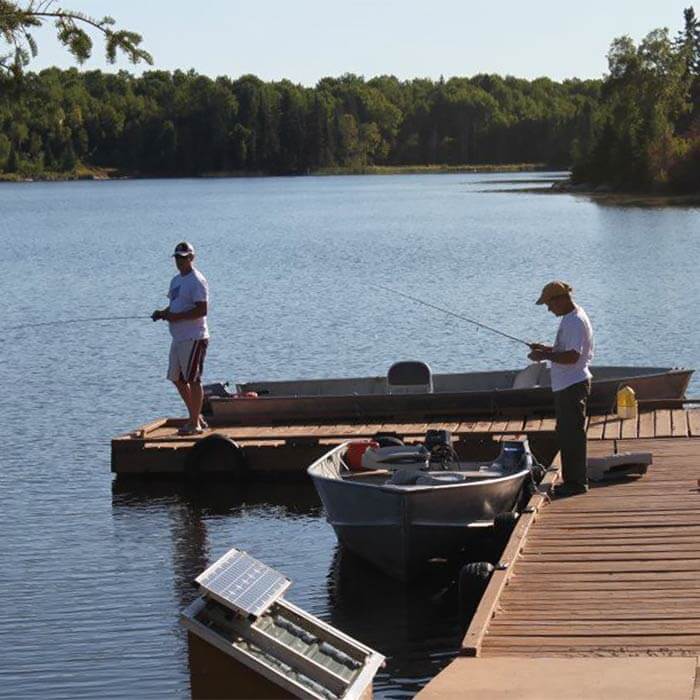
[{"left": 371, "top": 283, "right": 533, "bottom": 348}]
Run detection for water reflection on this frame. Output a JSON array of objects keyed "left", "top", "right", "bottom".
[
  {"left": 112, "top": 478, "right": 323, "bottom": 517},
  {"left": 324, "top": 536, "right": 506, "bottom": 698},
  {"left": 112, "top": 477, "right": 497, "bottom": 698},
  {"left": 112, "top": 478, "right": 323, "bottom": 610}
]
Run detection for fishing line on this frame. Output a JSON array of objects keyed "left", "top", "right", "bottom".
[
  {"left": 370, "top": 283, "right": 531, "bottom": 347},
  {"left": 5, "top": 315, "right": 151, "bottom": 331}
]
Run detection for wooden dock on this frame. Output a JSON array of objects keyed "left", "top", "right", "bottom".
[
  {"left": 111, "top": 407, "right": 700, "bottom": 476},
  {"left": 419, "top": 412, "right": 700, "bottom": 699}
]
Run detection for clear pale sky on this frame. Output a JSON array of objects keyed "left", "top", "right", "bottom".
[{"left": 29, "top": 0, "right": 695, "bottom": 84}]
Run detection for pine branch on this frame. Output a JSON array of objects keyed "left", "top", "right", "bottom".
[{"left": 0, "top": 2, "right": 152, "bottom": 75}]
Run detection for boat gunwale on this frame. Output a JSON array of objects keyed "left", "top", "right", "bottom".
[
  {"left": 215, "top": 367, "right": 694, "bottom": 403},
  {"left": 306, "top": 442, "right": 531, "bottom": 493}
]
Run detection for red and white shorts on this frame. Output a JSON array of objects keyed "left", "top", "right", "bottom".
[{"left": 167, "top": 338, "right": 208, "bottom": 383}]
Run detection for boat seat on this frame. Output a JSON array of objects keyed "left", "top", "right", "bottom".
[
  {"left": 342, "top": 469, "right": 391, "bottom": 480},
  {"left": 512, "top": 361, "right": 546, "bottom": 389},
  {"left": 387, "top": 361, "right": 433, "bottom": 395}
]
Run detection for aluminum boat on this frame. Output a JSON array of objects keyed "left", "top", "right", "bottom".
[
  {"left": 307, "top": 438, "right": 538, "bottom": 580},
  {"left": 205, "top": 361, "right": 694, "bottom": 425}
]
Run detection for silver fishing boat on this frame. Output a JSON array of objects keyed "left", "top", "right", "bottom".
[
  {"left": 206, "top": 362, "right": 694, "bottom": 425},
  {"left": 307, "top": 439, "right": 537, "bottom": 581}
]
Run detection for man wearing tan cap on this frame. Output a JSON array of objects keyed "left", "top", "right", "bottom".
[{"left": 529, "top": 281, "right": 594, "bottom": 497}]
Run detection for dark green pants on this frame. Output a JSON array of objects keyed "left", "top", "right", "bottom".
[{"left": 553, "top": 379, "right": 591, "bottom": 487}]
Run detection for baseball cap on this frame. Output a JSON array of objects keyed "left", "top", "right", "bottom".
[
  {"left": 172, "top": 241, "right": 195, "bottom": 257},
  {"left": 536, "top": 280, "right": 572, "bottom": 305}
]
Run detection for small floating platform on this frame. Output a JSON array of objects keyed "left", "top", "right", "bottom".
[{"left": 111, "top": 407, "right": 700, "bottom": 478}]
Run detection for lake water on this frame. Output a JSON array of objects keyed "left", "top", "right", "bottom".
[{"left": 1, "top": 173, "right": 698, "bottom": 699}]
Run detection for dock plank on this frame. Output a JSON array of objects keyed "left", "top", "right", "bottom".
[
  {"left": 505, "top": 418, "right": 526, "bottom": 433},
  {"left": 602, "top": 416, "right": 622, "bottom": 440},
  {"left": 586, "top": 415, "right": 606, "bottom": 439},
  {"left": 689, "top": 410, "right": 700, "bottom": 437},
  {"left": 638, "top": 410, "right": 655, "bottom": 438},
  {"left": 620, "top": 415, "right": 639, "bottom": 439},
  {"left": 466, "top": 436, "right": 700, "bottom": 664},
  {"left": 655, "top": 409, "right": 672, "bottom": 437},
  {"left": 523, "top": 416, "right": 543, "bottom": 432},
  {"left": 672, "top": 409, "right": 690, "bottom": 437},
  {"left": 539, "top": 416, "right": 557, "bottom": 432}
]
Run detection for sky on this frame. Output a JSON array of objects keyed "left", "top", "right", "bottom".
[{"left": 27, "top": 0, "right": 696, "bottom": 84}]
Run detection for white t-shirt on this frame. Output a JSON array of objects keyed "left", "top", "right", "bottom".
[
  {"left": 168, "top": 268, "right": 209, "bottom": 341},
  {"left": 550, "top": 305, "right": 594, "bottom": 392}
]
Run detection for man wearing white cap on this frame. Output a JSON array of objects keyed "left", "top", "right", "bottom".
[
  {"left": 528, "top": 281, "right": 594, "bottom": 497},
  {"left": 152, "top": 241, "right": 210, "bottom": 436}
]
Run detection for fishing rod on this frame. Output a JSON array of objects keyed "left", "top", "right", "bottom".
[
  {"left": 6, "top": 315, "right": 151, "bottom": 331},
  {"left": 371, "top": 283, "right": 532, "bottom": 347}
]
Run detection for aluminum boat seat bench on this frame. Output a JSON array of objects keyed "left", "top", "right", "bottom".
[
  {"left": 342, "top": 469, "right": 391, "bottom": 480},
  {"left": 460, "top": 469, "right": 513, "bottom": 480}
]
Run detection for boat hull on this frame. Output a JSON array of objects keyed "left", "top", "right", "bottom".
[
  {"left": 308, "top": 446, "right": 529, "bottom": 580},
  {"left": 208, "top": 366, "right": 694, "bottom": 425}
]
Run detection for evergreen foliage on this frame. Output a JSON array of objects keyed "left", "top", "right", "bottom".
[
  {"left": 0, "top": 1, "right": 152, "bottom": 78},
  {"left": 0, "top": 67, "right": 602, "bottom": 177},
  {"left": 572, "top": 6, "right": 700, "bottom": 192},
  {"left": 1, "top": 4, "right": 698, "bottom": 193}
]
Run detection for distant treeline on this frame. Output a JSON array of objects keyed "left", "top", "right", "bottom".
[
  {"left": 0, "top": 7, "right": 698, "bottom": 192},
  {"left": 0, "top": 68, "right": 600, "bottom": 177}
]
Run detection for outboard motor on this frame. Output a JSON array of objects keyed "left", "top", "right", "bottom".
[
  {"left": 424, "top": 429, "right": 452, "bottom": 452},
  {"left": 424, "top": 429, "right": 458, "bottom": 469}
]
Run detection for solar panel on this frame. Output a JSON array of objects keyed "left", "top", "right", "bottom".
[{"left": 195, "top": 548, "right": 291, "bottom": 617}]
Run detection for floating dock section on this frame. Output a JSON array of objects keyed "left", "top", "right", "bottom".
[
  {"left": 419, "top": 411, "right": 700, "bottom": 699},
  {"left": 112, "top": 408, "right": 700, "bottom": 477}
]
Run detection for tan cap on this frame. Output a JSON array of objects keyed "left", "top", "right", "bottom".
[{"left": 536, "top": 280, "right": 573, "bottom": 305}]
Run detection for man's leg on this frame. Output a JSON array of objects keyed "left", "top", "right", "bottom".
[
  {"left": 174, "top": 379, "right": 203, "bottom": 428},
  {"left": 190, "top": 380, "right": 204, "bottom": 428},
  {"left": 174, "top": 379, "right": 193, "bottom": 421},
  {"left": 186, "top": 339, "right": 208, "bottom": 429},
  {"left": 554, "top": 381, "right": 590, "bottom": 488}
]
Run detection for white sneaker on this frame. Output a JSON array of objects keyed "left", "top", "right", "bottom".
[{"left": 178, "top": 423, "right": 203, "bottom": 436}]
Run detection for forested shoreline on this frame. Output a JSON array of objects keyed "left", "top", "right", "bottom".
[
  {"left": 0, "top": 69, "right": 601, "bottom": 178},
  {"left": 0, "top": 8, "right": 698, "bottom": 192}
]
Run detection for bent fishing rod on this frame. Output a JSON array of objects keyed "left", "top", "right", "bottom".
[{"left": 370, "top": 283, "right": 532, "bottom": 348}]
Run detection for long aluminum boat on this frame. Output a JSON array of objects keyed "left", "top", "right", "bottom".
[
  {"left": 307, "top": 440, "right": 535, "bottom": 580},
  {"left": 206, "top": 362, "right": 693, "bottom": 425}
]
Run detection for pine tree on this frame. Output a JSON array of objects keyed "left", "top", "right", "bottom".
[{"left": 5, "top": 144, "right": 17, "bottom": 172}]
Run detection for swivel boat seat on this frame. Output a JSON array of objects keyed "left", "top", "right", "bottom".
[{"left": 387, "top": 360, "right": 434, "bottom": 394}]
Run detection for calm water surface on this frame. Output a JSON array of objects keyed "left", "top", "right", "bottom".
[{"left": 1, "top": 173, "right": 699, "bottom": 698}]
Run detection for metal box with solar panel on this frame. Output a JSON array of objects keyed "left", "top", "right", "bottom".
[{"left": 181, "top": 548, "right": 385, "bottom": 699}]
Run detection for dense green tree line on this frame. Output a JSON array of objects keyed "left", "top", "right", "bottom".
[
  {"left": 572, "top": 7, "right": 700, "bottom": 192},
  {"left": 0, "top": 68, "right": 601, "bottom": 177},
  {"left": 2, "top": 4, "right": 698, "bottom": 192}
]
